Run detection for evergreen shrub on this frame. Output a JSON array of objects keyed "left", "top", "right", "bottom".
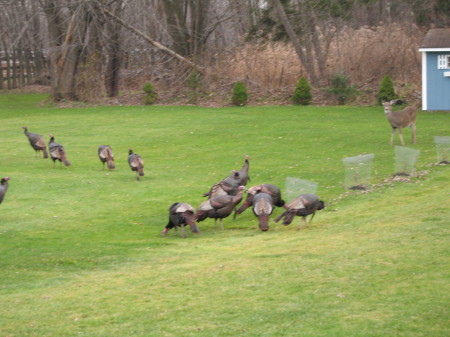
[
  {"left": 377, "top": 75, "right": 398, "bottom": 105},
  {"left": 292, "top": 77, "right": 312, "bottom": 105},
  {"left": 232, "top": 81, "right": 248, "bottom": 106},
  {"left": 143, "top": 82, "right": 158, "bottom": 105}
]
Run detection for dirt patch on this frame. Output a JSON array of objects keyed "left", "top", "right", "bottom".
[
  {"left": 328, "top": 167, "right": 439, "bottom": 207},
  {"left": 9, "top": 85, "right": 51, "bottom": 94}
]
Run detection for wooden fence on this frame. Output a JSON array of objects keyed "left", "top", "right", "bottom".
[{"left": 0, "top": 50, "right": 47, "bottom": 89}]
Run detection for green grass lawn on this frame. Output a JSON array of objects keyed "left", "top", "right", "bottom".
[{"left": 0, "top": 93, "right": 449, "bottom": 336}]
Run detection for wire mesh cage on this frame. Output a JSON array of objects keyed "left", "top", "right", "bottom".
[
  {"left": 285, "top": 177, "right": 318, "bottom": 202},
  {"left": 342, "top": 154, "right": 375, "bottom": 190},
  {"left": 434, "top": 136, "right": 450, "bottom": 164},
  {"left": 394, "top": 146, "right": 420, "bottom": 176}
]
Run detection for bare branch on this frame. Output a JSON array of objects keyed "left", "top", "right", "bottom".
[{"left": 99, "top": 5, "right": 205, "bottom": 73}]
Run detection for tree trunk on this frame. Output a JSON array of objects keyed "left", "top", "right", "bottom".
[
  {"left": 54, "top": 44, "right": 83, "bottom": 100},
  {"left": 42, "top": 0, "right": 77, "bottom": 100},
  {"left": 105, "top": 34, "right": 122, "bottom": 97},
  {"left": 190, "top": 0, "right": 210, "bottom": 56},
  {"left": 160, "top": 0, "right": 191, "bottom": 56},
  {"left": 105, "top": 0, "right": 123, "bottom": 98},
  {"left": 31, "top": 0, "right": 47, "bottom": 84},
  {"left": 271, "top": 0, "right": 319, "bottom": 85}
]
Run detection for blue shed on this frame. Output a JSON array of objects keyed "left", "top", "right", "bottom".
[{"left": 419, "top": 29, "right": 450, "bottom": 111}]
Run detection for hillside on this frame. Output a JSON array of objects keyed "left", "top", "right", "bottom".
[{"left": 0, "top": 93, "right": 448, "bottom": 336}]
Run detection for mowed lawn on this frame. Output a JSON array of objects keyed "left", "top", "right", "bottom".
[{"left": 0, "top": 93, "right": 449, "bottom": 336}]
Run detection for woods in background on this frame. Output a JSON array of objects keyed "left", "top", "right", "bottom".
[{"left": 0, "top": 0, "right": 449, "bottom": 103}]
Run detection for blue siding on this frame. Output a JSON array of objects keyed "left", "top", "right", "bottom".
[{"left": 426, "top": 52, "right": 450, "bottom": 110}]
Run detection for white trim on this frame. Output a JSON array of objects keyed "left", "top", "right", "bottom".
[
  {"left": 422, "top": 52, "right": 427, "bottom": 110},
  {"left": 438, "top": 55, "right": 448, "bottom": 69},
  {"left": 419, "top": 48, "right": 450, "bottom": 52}
]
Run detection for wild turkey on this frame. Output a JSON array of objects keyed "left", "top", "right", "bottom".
[
  {"left": 202, "top": 170, "right": 241, "bottom": 199},
  {"left": 0, "top": 177, "right": 10, "bottom": 205},
  {"left": 196, "top": 185, "right": 246, "bottom": 230},
  {"left": 162, "top": 202, "right": 200, "bottom": 238},
  {"left": 22, "top": 127, "right": 48, "bottom": 158},
  {"left": 236, "top": 184, "right": 285, "bottom": 215},
  {"left": 202, "top": 155, "right": 250, "bottom": 199},
  {"left": 48, "top": 135, "right": 71, "bottom": 167},
  {"left": 275, "top": 194, "right": 325, "bottom": 230},
  {"left": 128, "top": 149, "right": 144, "bottom": 180},
  {"left": 98, "top": 145, "right": 115, "bottom": 170},
  {"left": 252, "top": 192, "right": 274, "bottom": 232},
  {"left": 236, "top": 155, "right": 250, "bottom": 185}
]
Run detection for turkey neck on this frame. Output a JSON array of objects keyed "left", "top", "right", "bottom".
[
  {"left": 220, "top": 190, "right": 244, "bottom": 215},
  {"left": 240, "top": 158, "right": 249, "bottom": 173},
  {"left": 238, "top": 158, "right": 250, "bottom": 184},
  {"left": 232, "top": 189, "right": 244, "bottom": 204}
]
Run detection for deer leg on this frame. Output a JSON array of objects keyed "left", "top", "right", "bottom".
[
  {"left": 181, "top": 224, "right": 186, "bottom": 238},
  {"left": 213, "top": 218, "right": 217, "bottom": 230},
  {"left": 390, "top": 128, "right": 396, "bottom": 145},
  {"left": 398, "top": 127, "right": 405, "bottom": 146},
  {"left": 410, "top": 123, "right": 416, "bottom": 144},
  {"left": 220, "top": 218, "right": 224, "bottom": 231}
]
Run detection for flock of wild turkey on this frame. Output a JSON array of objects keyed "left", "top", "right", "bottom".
[
  {"left": 0, "top": 127, "right": 325, "bottom": 238},
  {"left": 176, "top": 155, "right": 325, "bottom": 237},
  {"left": 0, "top": 101, "right": 428, "bottom": 238}
]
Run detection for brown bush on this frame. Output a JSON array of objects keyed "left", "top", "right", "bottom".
[
  {"left": 113, "top": 23, "right": 423, "bottom": 106},
  {"left": 200, "top": 23, "right": 423, "bottom": 105}
]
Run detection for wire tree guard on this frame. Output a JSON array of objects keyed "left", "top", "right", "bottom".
[
  {"left": 342, "top": 154, "right": 375, "bottom": 190},
  {"left": 434, "top": 136, "right": 450, "bottom": 164},
  {"left": 394, "top": 146, "right": 420, "bottom": 176},
  {"left": 285, "top": 177, "right": 318, "bottom": 202}
]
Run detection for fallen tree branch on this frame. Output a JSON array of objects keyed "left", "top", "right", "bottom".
[{"left": 100, "top": 6, "right": 204, "bottom": 74}]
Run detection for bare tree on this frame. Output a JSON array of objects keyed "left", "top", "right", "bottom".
[
  {"left": 100, "top": 5, "right": 205, "bottom": 73},
  {"left": 1, "top": 0, "right": 443, "bottom": 102},
  {"left": 39, "top": 0, "right": 89, "bottom": 100},
  {"left": 158, "top": 0, "right": 211, "bottom": 57},
  {"left": 104, "top": 0, "right": 124, "bottom": 97},
  {"left": 271, "top": 0, "right": 319, "bottom": 85}
]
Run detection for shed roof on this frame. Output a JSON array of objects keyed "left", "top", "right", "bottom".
[{"left": 420, "top": 28, "right": 450, "bottom": 49}]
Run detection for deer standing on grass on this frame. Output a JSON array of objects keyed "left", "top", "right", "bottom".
[{"left": 382, "top": 100, "right": 417, "bottom": 146}]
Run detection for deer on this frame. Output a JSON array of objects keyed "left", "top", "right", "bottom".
[{"left": 382, "top": 100, "right": 417, "bottom": 146}]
